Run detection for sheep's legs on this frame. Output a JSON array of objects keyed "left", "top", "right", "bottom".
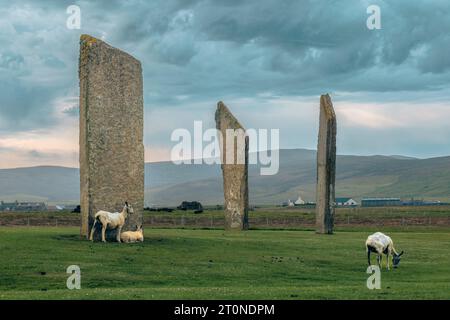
[
  {"left": 101, "top": 225, "right": 107, "bottom": 242},
  {"left": 89, "top": 220, "right": 97, "bottom": 241},
  {"left": 386, "top": 251, "right": 390, "bottom": 270},
  {"left": 367, "top": 250, "right": 371, "bottom": 266},
  {"left": 116, "top": 226, "right": 122, "bottom": 243},
  {"left": 377, "top": 255, "right": 381, "bottom": 268}
]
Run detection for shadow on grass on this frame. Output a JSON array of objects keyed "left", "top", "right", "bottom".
[{"left": 51, "top": 234, "right": 81, "bottom": 242}]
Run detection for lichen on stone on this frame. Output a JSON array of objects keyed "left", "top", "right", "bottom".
[{"left": 80, "top": 34, "right": 98, "bottom": 46}]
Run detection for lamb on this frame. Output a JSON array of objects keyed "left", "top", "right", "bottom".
[
  {"left": 120, "top": 225, "right": 144, "bottom": 243},
  {"left": 89, "top": 202, "right": 134, "bottom": 242},
  {"left": 365, "top": 232, "right": 404, "bottom": 270}
]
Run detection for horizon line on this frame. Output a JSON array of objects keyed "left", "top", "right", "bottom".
[{"left": 1, "top": 147, "right": 447, "bottom": 170}]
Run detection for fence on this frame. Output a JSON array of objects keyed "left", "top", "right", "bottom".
[{"left": 1, "top": 215, "right": 450, "bottom": 228}]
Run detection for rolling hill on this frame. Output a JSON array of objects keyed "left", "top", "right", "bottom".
[{"left": 1, "top": 149, "right": 449, "bottom": 205}]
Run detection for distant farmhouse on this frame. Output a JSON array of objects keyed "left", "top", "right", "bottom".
[
  {"left": 361, "top": 198, "right": 401, "bottom": 207},
  {"left": 294, "top": 196, "right": 305, "bottom": 206},
  {"left": 335, "top": 197, "right": 358, "bottom": 207},
  {"left": 282, "top": 195, "right": 316, "bottom": 208},
  {"left": 0, "top": 201, "right": 46, "bottom": 212},
  {"left": 282, "top": 199, "right": 295, "bottom": 207}
]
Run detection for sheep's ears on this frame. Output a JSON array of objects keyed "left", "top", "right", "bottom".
[
  {"left": 125, "top": 201, "right": 129, "bottom": 206},
  {"left": 399, "top": 251, "right": 404, "bottom": 256}
]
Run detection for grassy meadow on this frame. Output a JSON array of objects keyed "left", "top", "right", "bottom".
[{"left": 0, "top": 225, "right": 449, "bottom": 299}]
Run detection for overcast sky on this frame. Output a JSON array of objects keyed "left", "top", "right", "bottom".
[{"left": 1, "top": 0, "right": 450, "bottom": 168}]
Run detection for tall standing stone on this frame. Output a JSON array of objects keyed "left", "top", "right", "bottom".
[
  {"left": 215, "top": 102, "right": 249, "bottom": 230},
  {"left": 315, "top": 94, "right": 336, "bottom": 234},
  {"left": 79, "top": 35, "right": 144, "bottom": 240}
]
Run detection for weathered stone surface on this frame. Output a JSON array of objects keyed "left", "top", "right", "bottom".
[
  {"left": 215, "top": 101, "right": 249, "bottom": 230},
  {"left": 79, "top": 35, "right": 144, "bottom": 240},
  {"left": 315, "top": 94, "right": 336, "bottom": 234}
]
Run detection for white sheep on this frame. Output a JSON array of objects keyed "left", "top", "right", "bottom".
[
  {"left": 366, "top": 232, "right": 404, "bottom": 270},
  {"left": 89, "top": 202, "right": 134, "bottom": 242},
  {"left": 120, "top": 225, "right": 144, "bottom": 243}
]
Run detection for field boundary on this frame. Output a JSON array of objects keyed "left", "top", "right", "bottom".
[{"left": 1, "top": 215, "right": 450, "bottom": 228}]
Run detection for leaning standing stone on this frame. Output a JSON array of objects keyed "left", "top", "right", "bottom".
[
  {"left": 315, "top": 94, "right": 337, "bottom": 234},
  {"left": 215, "top": 101, "right": 249, "bottom": 230}
]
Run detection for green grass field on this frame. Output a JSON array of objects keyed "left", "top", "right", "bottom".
[{"left": 1, "top": 226, "right": 449, "bottom": 299}]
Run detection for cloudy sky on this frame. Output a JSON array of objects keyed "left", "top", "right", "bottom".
[{"left": 1, "top": 0, "right": 449, "bottom": 168}]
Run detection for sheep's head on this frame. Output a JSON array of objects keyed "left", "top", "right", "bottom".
[
  {"left": 392, "top": 251, "right": 404, "bottom": 268},
  {"left": 124, "top": 202, "right": 134, "bottom": 215}
]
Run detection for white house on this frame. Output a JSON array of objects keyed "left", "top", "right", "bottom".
[
  {"left": 335, "top": 197, "right": 358, "bottom": 206},
  {"left": 294, "top": 195, "right": 305, "bottom": 205}
]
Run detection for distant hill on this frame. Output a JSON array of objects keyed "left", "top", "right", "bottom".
[
  {"left": 0, "top": 166, "right": 79, "bottom": 203},
  {"left": 1, "top": 149, "right": 450, "bottom": 205}
]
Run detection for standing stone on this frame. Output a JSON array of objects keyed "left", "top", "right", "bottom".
[
  {"left": 79, "top": 35, "right": 144, "bottom": 240},
  {"left": 315, "top": 94, "right": 337, "bottom": 234},
  {"left": 215, "top": 102, "right": 249, "bottom": 230}
]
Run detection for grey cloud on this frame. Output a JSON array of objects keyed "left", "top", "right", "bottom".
[
  {"left": 62, "top": 105, "right": 79, "bottom": 117},
  {"left": 9, "top": 1, "right": 450, "bottom": 94},
  {"left": 1, "top": 0, "right": 450, "bottom": 142},
  {"left": 0, "top": 52, "right": 25, "bottom": 70},
  {"left": 116, "top": 0, "right": 450, "bottom": 101},
  {"left": 0, "top": 80, "right": 57, "bottom": 133}
]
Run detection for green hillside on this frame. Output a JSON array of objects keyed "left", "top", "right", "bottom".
[
  {"left": 1, "top": 149, "right": 450, "bottom": 205},
  {"left": 145, "top": 149, "right": 450, "bottom": 205}
]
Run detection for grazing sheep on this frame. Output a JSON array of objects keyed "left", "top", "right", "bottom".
[
  {"left": 366, "top": 232, "right": 404, "bottom": 270},
  {"left": 120, "top": 225, "right": 144, "bottom": 243},
  {"left": 89, "top": 202, "right": 134, "bottom": 242}
]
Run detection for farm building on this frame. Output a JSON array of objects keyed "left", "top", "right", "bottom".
[
  {"left": 361, "top": 198, "right": 401, "bottom": 207},
  {"left": 401, "top": 199, "right": 445, "bottom": 206},
  {"left": 177, "top": 201, "right": 203, "bottom": 212},
  {"left": 335, "top": 197, "right": 358, "bottom": 207},
  {"left": 282, "top": 199, "right": 295, "bottom": 207},
  {"left": 294, "top": 196, "right": 305, "bottom": 206}
]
